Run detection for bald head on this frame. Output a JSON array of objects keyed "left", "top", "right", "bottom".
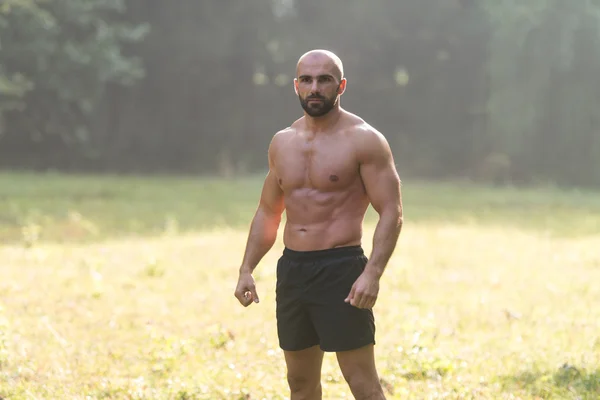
[
  {"left": 294, "top": 49, "right": 347, "bottom": 117},
  {"left": 296, "top": 49, "right": 344, "bottom": 81}
]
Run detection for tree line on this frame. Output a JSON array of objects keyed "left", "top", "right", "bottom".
[{"left": 1, "top": 0, "right": 599, "bottom": 187}]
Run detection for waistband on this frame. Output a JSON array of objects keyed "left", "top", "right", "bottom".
[{"left": 282, "top": 245, "right": 364, "bottom": 262}]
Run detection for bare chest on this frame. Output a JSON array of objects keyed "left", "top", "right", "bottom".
[{"left": 273, "top": 137, "right": 359, "bottom": 191}]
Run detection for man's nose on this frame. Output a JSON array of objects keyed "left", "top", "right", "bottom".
[{"left": 310, "top": 80, "right": 320, "bottom": 93}]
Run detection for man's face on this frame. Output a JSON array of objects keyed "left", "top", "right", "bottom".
[{"left": 295, "top": 60, "right": 346, "bottom": 117}]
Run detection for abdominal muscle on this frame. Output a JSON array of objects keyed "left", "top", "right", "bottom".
[{"left": 282, "top": 186, "right": 369, "bottom": 251}]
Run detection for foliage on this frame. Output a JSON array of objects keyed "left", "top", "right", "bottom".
[
  {"left": 484, "top": 0, "right": 600, "bottom": 185},
  {"left": 0, "top": 0, "right": 148, "bottom": 153},
  {"left": 2, "top": 0, "right": 600, "bottom": 186},
  {"left": 0, "top": 0, "right": 41, "bottom": 111}
]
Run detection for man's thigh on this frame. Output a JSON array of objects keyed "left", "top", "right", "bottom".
[
  {"left": 335, "top": 344, "right": 378, "bottom": 377},
  {"left": 336, "top": 344, "right": 385, "bottom": 399},
  {"left": 284, "top": 345, "right": 324, "bottom": 388}
]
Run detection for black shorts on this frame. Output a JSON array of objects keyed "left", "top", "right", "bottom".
[{"left": 275, "top": 245, "right": 376, "bottom": 352}]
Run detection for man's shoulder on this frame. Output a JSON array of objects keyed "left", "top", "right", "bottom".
[
  {"left": 268, "top": 125, "right": 296, "bottom": 156},
  {"left": 273, "top": 117, "right": 304, "bottom": 139},
  {"left": 271, "top": 126, "right": 295, "bottom": 146},
  {"left": 342, "top": 113, "right": 392, "bottom": 161},
  {"left": 343, "top": 112, "right": 387, "bottom": 144},
  {"left": 274, "top": 125, "right": 296, "bottom": 138}
]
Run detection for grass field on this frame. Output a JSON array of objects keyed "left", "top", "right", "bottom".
[{"left": 0, "top": 171, "right": 599, "bottom": 399}]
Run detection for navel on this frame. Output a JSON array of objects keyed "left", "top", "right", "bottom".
[{"left": 329, "top": 174, "right": 339, "bottom": 182}]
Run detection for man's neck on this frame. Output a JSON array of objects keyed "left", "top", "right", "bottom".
[{"left": 304, "top": 106, "right": 343, "bottom": 133}]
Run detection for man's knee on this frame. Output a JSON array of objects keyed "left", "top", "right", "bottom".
[
  {"left": 287, "top": 372, "right": 322, "bottom": 398},
  {"left": 342, "top": 371, "right": 385, "bottom": 400}
]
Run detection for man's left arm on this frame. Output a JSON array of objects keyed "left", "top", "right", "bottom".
[{"left": 345, "top": 128, "right": 403, "bottom": 309}]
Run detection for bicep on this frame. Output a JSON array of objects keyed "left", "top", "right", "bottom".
[
  {"left": 359, "top": 135, "right": 402, "bottom": 215},
  {"left": 258, "top": 138, "right": 285, "bottom": 215},
  {"left": 259, "top": 170, "right": 285, "bottom": 215}
]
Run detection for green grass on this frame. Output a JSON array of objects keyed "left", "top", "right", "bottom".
[
  {"left": 0, "top": 171, "right": 599, "bottom": 399},
  {"left": 1, "top": 171, "right": 600, "bottom": 244}
]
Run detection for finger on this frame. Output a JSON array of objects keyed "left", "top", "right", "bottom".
[
  {"left": 242, "top": 288, "right": 258, "bottom": 304},
  {"left": 250, "top": 286, "right": 260, "bottom": 303},
  {"left": 365, "top": 296, "right": 376, "bottom": 309},
  {"left": 357, "top": 296, "right": 367, "bottom": 309},
  {"left": 363, "top": 294, "right": 375, "bottom": 308},
  {"left": 345, "top": 285, "right": 356, "bottom": 303},
  {"left": 234, "top": 290, "right": 243, "bottom": 303},
  {"left": 235, "top": 293, "right": 246, "bottom": 306},
  {"left": 235, "top": 289, "right": 252, "bottom": 307},
  {"left": 368, "top": 295, "right": 377, "bottom": 308},
  {"left": 351, "top": 291, "right": 363, "bottom": 308},
  {"left": 357, "top": 293, "right": 374, "bottom": 309},
  {"left": 242, "top": 291, "right": 254, "bottom": 306}
]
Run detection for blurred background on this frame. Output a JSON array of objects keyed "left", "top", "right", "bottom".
[
  {"left": 1, "top": 3, "right": 600, "bottom": 398},
  {"left": 1, "top": 0, "right": 600, "bottom": 187}
]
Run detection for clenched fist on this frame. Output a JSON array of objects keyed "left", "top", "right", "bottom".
[
  {"left": 344, "top": 270, "right": 380, "bottom": 309},
  {"left": 234, "top": 271, "right": 260, "bottom": 307}
]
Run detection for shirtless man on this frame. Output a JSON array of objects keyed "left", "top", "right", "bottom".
[{"left": 234, "top": 49, "right": 403, "bottom": 400}]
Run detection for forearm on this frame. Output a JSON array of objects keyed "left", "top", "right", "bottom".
[
  {"left": 365, "top": 207, "right": 403, "bottom": 278},
  {"left": 240, "top": 207, "right": 282, "bottom": 274}
]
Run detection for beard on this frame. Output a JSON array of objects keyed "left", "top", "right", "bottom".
[{"left": 298, "top": 93, "right": 338, "bottom": 117}]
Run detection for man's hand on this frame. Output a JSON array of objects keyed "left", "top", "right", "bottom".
[
  {"left": 345, "top": 270, "right": 380, "bottom": 309},
  {"left": 234, "top": 271, "right": 260, "bottom": 307}
]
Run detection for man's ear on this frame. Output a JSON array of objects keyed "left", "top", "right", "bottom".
[
  {"left": 338, "top": 78, "right": 347, "bottom": 95},
  {"left": 293, "top": 78, "right": 299, "bottom": 95}
]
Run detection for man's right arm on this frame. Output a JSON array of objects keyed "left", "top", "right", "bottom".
[
  {"left": 234, "top": 138, "right": 285, "bottom": 306},
  {"left": 239, "top": 139, "right": 285, "bottom": 275}
]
